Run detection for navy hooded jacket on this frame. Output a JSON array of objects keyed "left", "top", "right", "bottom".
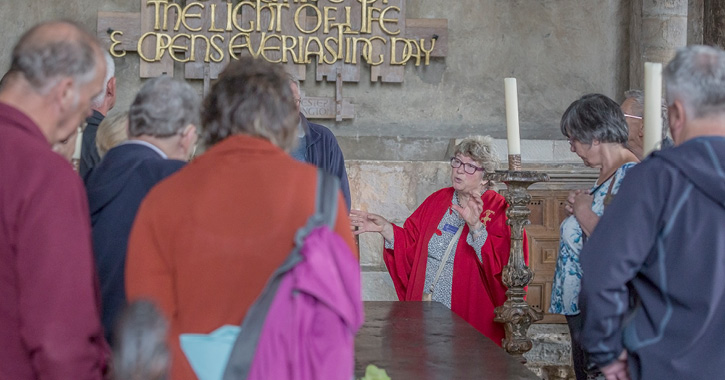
[{"left": 579, "top": 136, "right": 725, "bottom": 380}]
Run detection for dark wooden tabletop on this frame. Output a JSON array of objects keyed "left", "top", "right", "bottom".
[{"left": 355, "top": 301, "right": 539, "bottom": 380}]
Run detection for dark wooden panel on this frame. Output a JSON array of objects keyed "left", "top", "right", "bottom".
[{"left": 525, "top": 190, "right": 570, "bottom": 324}]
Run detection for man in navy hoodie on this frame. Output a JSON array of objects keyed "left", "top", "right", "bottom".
[
  {"left": 579, "top": 45, "right": 725, "bottom": 380},
  {"left": 85, "top": 76, "right": 200, "bottom": 343}
]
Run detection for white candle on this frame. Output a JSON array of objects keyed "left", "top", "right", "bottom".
[
  {"left": 504, "top": 78, "right": 521, "bottom": 155},
  {"left": 643, "top": 62, "right": 663, "bottom": 157},
  {"left": 72, "top": 127, "right": 83, "bottom": 160}
]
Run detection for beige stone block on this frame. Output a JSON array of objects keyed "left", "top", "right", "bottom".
[
  {"left": 642, "top": 0, "right": 689, "bottom": 17},
  {"left": 359, "top": 232, "right": 384, "bottom": 268},
  {"left": 361, "top": 271, "right": 398, "bottom": 301},
  {"left": 641, "top": 16, "right": 688, "bottom": 50}
]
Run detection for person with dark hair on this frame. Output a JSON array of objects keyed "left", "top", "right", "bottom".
[
  {"left": 350, "top": 136, "right": 524, "bottom": 346},
  {"left": 85, "top": 76, "right": 199, "bottom": 344},
  {"left": 288, "top": 76, "right": 351, "bottom": 210},
  {"left": 549, "top": 94, "right": 639, "bottom": 380},
  {"left": 125, "top": 57, "right": 357, "bottom": 380},
  {"left": 0, "top": 20, "right": 109, "bottom": 379},
  {"left": 620, "top": 89, "right": 672, "bottom": 160},
  {"left": 579, "top": 45, "right": 725, "bottom": 380}
]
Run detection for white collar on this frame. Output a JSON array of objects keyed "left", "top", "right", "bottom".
[{"left": 118, "top": 139, "right": 168, "bottom": 159}]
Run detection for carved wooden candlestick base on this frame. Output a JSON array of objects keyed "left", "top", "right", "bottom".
[{"left": 487, "top": 169, "right": 549, "bottom": 363}]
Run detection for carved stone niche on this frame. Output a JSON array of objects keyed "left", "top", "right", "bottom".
[{"left": 500, "top": 164, "right": 597, "bottom": 324}]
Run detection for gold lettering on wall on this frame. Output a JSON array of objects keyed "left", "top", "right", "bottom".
[{"left": 114, "top": 0, "right": 438, "bottom": 68}]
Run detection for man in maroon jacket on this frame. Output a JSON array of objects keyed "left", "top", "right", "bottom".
[{"left": 0, "top": 21, "right": 110, "bottom": 379}]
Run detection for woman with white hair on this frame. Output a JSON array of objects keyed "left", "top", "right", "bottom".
[{"left": 351, "top": 136, "right": 525, "bottom": 345}]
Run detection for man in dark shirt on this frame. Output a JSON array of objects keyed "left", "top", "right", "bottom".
[
  {"left": 80, "top": 51, "right": 116, "bottom": 177},
  {"left": 288, "top": 76, "right": 351, "bottom": 210},
  {"left": 85, "top": 76, "right": 200, "bottom": 344}
]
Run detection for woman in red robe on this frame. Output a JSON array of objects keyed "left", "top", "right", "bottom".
[{"left": 351, "top": 136, "right": 527, "bottom": 346}]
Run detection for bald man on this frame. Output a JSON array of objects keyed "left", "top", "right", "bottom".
[
  {"left": 621, "top": 89, "right": 672, "bottom": 160},
  {"left": 0, "top": 21, "right": 109, "bottom": 379}
]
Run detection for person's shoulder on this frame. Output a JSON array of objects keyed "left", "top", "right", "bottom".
[
  {"left": 308, "top": 121, "right": 339, "bottom": 141},
  {"left": 616, "top": 161, "right": 639, "bottom": 178},
  {"left": 29, "top": 152, "right": 84, "bottom": 196}
]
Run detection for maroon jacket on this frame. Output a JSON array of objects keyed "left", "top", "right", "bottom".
[{"left": 0, "top": 102, "right": 108, "bottom": 379}]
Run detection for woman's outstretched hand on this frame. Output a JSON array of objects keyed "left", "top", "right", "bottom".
[{"left": 350, "top": 210, "right": 394, "bottom": 241}]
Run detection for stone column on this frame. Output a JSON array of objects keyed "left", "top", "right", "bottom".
[
  {"left": 629, "top": 0, "right": 688, "bottom": 90},
  {"left": 688, "top": 0, "right": 704, "bottom": 46},
  {"left": 704, "top": 0, "right": 725, "bottom": 49}
]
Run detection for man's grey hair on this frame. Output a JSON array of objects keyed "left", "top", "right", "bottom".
[
  {"left": 623, "top": 89, "right": 669, "bottom": 140},
  {"left": 113, "top": 300, "right": 170, "bottom": 380},
  {"left": 128, "top": 76, "right": 200, "bottom": 138},
  {"left": 664, "top": 45, "right": 725, "bottom": 119},
  {"left": 90, "top": 51, "right": 115, "bottom": 108},
  {"left": 8, "top": 21, "right": 100, "bottom": 94},
  {"left": 561, "top": 93, "right": 629, "bottom": 145}
]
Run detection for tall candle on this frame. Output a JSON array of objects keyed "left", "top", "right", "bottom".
[
  {"left": 504, "top": 78, "right": 521, "bottom": 155},
  {"left": 643, "top": 62, "right": 663, "bottom": 157}
]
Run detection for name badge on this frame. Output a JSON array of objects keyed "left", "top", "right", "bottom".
[{"left": 442, "top": 223, "right": 459, "bottom": 234}]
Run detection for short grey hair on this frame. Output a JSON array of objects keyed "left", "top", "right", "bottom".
[
  {"left": 561, "top": 93, "right": 629, "bottom": 145},
  {"left": 9, "top": 21, "right": 100, "bottom": 94},
  {"left": 128, "top": 76, "right": 200, "bottom": 138},
  {"left": 623, "top": 89, "right": 669, "bottom": 140},
  {"left": 453, "top": 136, "right": 499, "bottom": 189},
  {"left": 90, "top": 51, "right": 115, "bottom": 108},
  {"left": 202, "top": 57, "right": 297, "bottom": 150},
  {"left": 664, "top": 45, "right": 725, "bottom": 119},
  {"left": 113, "top": 300, "right": 169, "bottom": 380}
]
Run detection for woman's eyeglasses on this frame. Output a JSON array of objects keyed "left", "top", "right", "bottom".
[{"left": 450, "top": 157, "right": 484, "bottom": 175}]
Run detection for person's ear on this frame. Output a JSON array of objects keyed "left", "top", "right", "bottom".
[
  {"left": 55, "top": 77, "right": 76, "bottom": 112},
  {"left": 180, "top": 124, "right": 197, "bottom": 156},
  {"left": 668, "top": 100, "right": 686, "bottom": 145},
  {"left": 107, "top": 77, "right": 117, "bottom": 107}
]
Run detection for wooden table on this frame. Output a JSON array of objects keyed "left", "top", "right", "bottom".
[{"left": 355, "top": 301, "right": 539, "bottom": 380}]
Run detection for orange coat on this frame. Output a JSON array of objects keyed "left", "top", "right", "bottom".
[{"left": 126, "top": 135, "right": 357, "bottom": 380}]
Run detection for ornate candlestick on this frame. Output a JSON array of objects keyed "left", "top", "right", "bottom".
[{"left": 487, "top": 162, "right": 549, "bottom": 363}]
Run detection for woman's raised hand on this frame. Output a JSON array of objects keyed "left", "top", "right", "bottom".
[
  {"left": 451, "top": 190, "right": 484, "bottom": 231},
  {"left": 350, "top": 210, "right": 394, "bottom": 241}
]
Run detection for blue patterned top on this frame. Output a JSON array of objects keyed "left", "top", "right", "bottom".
[{"left": 549, "top": 162, "right": 637, "bottom": 315}]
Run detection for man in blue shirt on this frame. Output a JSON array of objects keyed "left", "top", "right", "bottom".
[{"left": 288, "top": 77, "right": 351, "bottom": 211}]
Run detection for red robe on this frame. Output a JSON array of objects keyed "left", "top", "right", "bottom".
[{"left": 383, "top": 187, "right": 528, "bottom": 345}]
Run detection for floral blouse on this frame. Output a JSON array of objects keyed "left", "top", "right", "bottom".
[{"left": 549, "top": 162, "right": 637, "bottom": 315}]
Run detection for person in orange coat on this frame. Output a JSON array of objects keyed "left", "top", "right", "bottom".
[
  {"left": 125, "top": 58, "right": 357, "bottom": 380},
  {"left": 350, "top": 136, "right": 527, "bottom": 345}
]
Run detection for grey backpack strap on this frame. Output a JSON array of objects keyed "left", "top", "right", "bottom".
[
  {"left": 222, "top": 169, "right": 340, "bottom": 380},
  {"left": 315, "top": 168, "right": 340, "bottom": 229}
]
